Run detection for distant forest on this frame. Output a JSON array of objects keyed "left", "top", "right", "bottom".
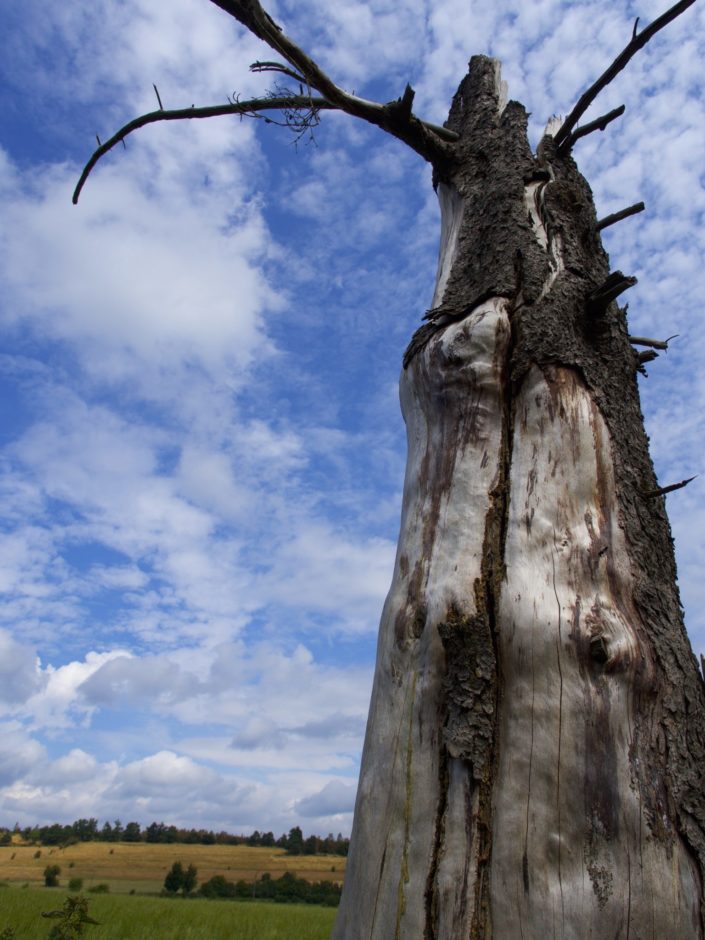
[{"left": 0, "top": 819, "right": 349, "bottom": 856}]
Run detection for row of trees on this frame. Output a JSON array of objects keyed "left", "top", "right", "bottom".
[
  {"left": 199, "top": 871, "right": 342, "bottom": 907},
  {"left": 163, "top": 860, "right": 341, "bottom": 906},
  {"left": 0, "top": 820, "right": 349, "bottom": 855}
]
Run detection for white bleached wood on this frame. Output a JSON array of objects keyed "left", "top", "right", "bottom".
[
  {"left": 544, "top": 115, "right": 564, "bottom": 139},
  {"left": 431, "top": 182, "right": 464, "bottom": 308},
  {"left": 333, "top": 299, "right": 510, "bottom": 940},
  {"left": 524, "top": 177, "right": 564, "bottom": 300},
  {"left": 490, "top": 365, "right": 701, "bottom": 938}
]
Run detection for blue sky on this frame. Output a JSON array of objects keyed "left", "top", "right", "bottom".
[{"left": 0, "top": 0, "right": 703, "bottom": 837}]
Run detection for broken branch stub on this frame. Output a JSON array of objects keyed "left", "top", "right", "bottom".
[{"left": 597, "top": 201, "right": 646, "bottom": 231}]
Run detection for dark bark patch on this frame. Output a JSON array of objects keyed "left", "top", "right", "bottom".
[{"left": 438, "top": 604, "right": 497, "bottom": 780}]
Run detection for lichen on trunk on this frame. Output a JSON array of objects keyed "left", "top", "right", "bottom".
[{"left": 334, "top": 55, "right": 705, "bottom": 940}]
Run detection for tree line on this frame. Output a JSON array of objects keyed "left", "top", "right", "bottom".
[
  {"left": 0, "top": 820, "right": 348, "bottom": 856},
  {"left": 162, "top": 860, "right": 342, "bottom": 907}
]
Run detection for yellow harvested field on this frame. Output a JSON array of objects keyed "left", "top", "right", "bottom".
[{"left": 0, "top": 842, "right": 346, "bottom": 894}]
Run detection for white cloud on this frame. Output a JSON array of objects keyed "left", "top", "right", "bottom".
[
  {"left": 0, "top": 156, "right": 278, "bottom": 395},
  {"left": 23, "top": 650, "right": 128, "bottom": 729},
  {"left": 0, "top": 727, "right": 46, "bottom": 787},
  {"left": 0, "top": 630, "right": 43, "bottom": 706},
  {"left": 296, "top": 779, "right": 357, "bottom": 817}
]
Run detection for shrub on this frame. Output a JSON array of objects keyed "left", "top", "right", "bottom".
[
  {"left": 34, "top": 850, "right": 42, "bottom": 859},
  {"left": 68, "top": 878, "right": 83, "bottom": 892},
  {"left": 86, "top": 884, "right": 109, "bottom": 894},
  {"left": 163, "top": 861, "right": 184, "bottom": 894},
  {"left": 44, "top": 865, "right": 61, "bottom": 887}
]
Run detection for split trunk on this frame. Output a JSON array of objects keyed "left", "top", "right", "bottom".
[{"left": 334, "top": 57, "right": 705, "bottom": 939}]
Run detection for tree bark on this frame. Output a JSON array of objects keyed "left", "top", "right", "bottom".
[{"left": 334, "top": 56, "right": 705, "bottom": 939}]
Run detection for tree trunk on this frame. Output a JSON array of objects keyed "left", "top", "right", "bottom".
[{"left": 334, "top": 57, "right": 705, "bottom": 939}]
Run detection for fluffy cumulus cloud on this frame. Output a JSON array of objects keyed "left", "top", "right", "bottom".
[{"left": 0, "top": 0, "right": 703, "bottom": 836}]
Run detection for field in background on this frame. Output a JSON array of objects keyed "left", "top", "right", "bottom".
[
  {"left": 0, "top": 886, "right": 336, "bottom": 939},
  {"left": 0, "top": 842, "right": 345, "bottom": 894}
]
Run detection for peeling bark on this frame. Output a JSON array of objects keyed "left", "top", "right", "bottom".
[{"left": 335, "top": 55, "right": 705, "bottom": 939}]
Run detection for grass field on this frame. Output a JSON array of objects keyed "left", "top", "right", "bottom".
[
  {"left": 0, "top": 842, "right": 345, "bottom": 894},
  {"left": 0, "top": 886, "right": 336, "bottom": 939}
]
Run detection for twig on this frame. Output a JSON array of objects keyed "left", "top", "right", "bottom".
[
  {"left": 597, "top": 201, "right": 645, "bottom": 231},
  {"left": 637, "top": 349, "right": 659, "bottom": 364},
  {"left": 554, "top": 0, "right": 698, "bottom": 149},
  {"left": 643, "top": 475, "right": 697, "bottom": 498},
  {"left": 559, "top": 104, "right": 625, "bottom": 153},
  {"left": 629, "top": 334, "right": 677, "bottom": 349},
  {"left": 153, "top": 84, "right": 164, "bottom": 110},
  {"left": 251, "top": 60, "right": 308, "bottom": 84}
]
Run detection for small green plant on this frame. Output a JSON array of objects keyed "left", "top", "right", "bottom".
[
  {"left": 68, "top": 862, "right": 75, "bottom": 869},
  {"left": 44, "top": 865, "right": 61, "bottom": 888},
  {"left": 34, "top": 850, "right": 42, "bottom": 859},
  {"left": 0, "top": 926, "right": 17, "bottom": 939},
  {"left": 41, "top": 895, "right": 99, "bottom": 939},
  {"left": 68, "top": 878, "right": 83, "bottom": 892}
]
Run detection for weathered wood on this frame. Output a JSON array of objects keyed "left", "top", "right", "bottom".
[
  {"left": 491, "top": 365, "right": 700, "bottom": 937},
  {"left": 337, "top": 54, "right": 705, "bottom": 939},
  {"left": 334, "top": 298, "right": 510, "bottom": 939}
]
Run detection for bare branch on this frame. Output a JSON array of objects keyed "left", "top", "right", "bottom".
[
  {"left": 629, "top": 334, "right": 678, "bottom": 349},
  {"left": 558, "top": 104, "right": 625, "bottom": 153},
  {"left": 597, "top": 201, "right": 645, "bottom": 231},
  {"left": 637, "top": 349, "right": 659, "bottom": 364},
  {"left": 207, "top": 0, "right": 457, "bottom": 157},
  {"left": 73, "top": 95, "right": 334, "bottom": 203},
  {"left": 153, "top": 84, "right": 164, "bottom": 110},
  {"left": 554, "top": 0, "right": 698, "bottom": 149},
  {"left": 75, "top": 0, "right": 461, "bottom": 202},
  {"left": 643, "top": 476, "right": 697, "bottom": 498}
]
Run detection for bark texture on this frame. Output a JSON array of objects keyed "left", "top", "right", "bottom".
[{"left": 334, "top": 57, "right": 705, "bottom": 939}]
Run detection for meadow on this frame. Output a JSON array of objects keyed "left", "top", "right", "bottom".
[
  {"left": 0, "top": 886, "right": 336, "bottom": 939},
  {"left": 0, "top": 842, "right": 345, "bottom": 894}
]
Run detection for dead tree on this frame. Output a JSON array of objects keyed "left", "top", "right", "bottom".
[{"left": 75, "top": 1, "right": 705, "bottom": 936}]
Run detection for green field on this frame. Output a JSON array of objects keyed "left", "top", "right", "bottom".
[{"left": 0, "top": 887, "right": 336, "bottom": 939}]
